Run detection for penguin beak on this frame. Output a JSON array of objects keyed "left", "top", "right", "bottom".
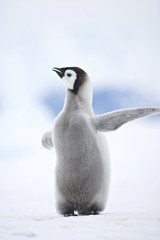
[{"left": 52, "top": 67, "right": 64, "bottom": 78}]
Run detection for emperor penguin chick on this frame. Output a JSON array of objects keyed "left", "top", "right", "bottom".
[{"left": 42, "top": 66, "right": 160, "bottom": 216}]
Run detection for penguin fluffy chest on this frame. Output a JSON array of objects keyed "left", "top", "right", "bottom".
[{"left": 53, "top": 111, "right": 108, "bottom": 203}]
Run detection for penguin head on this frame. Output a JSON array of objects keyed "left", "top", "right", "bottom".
[{"left": 53, "top": 67, "right": 88, "bottom": 94}]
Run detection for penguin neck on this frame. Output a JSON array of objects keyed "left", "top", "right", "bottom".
[{"left": 63, "top": 81, "right": 94, "bottom": 115}]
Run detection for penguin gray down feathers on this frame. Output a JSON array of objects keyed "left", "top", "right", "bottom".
[{"left": 42, "top": 66, "right": 160, "bottom": 216}]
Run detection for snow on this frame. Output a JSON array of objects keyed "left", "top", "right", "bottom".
[{"left": 1, "top": 212, "right": 160, "bottom": 240}]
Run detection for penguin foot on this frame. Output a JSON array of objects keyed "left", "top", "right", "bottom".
[
  {"left": 58, "top": 201, "right": 76, "bottom": 216},
  {"left": 64, "top": 213, "right": 78, "bottom": 217},
  {"left": 93, "top": 210, "right": 99, "bottom": 215},
  {"left": 58, "top": 201, "right": 101, "bottom": 216},
  {"left": 79, "top": 204, "right": 100, "bottom": 216},
  {"left": 64, "top": 210, "right": 78, "bottom": 217},
  {"left": 64, "top": 210, "right": 99, "bottom": 216},
  {"left": 81, "top": 210, "right": 99, "bottom": 216}
]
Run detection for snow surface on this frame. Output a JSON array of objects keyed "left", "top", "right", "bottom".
[{"left": 0, "top": 106, "right": 160, "bottom": 239}]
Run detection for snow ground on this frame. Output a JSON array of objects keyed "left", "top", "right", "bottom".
[
  {"left": 0, "top": 212, "right": 160, "bottom": 240},
  {"left": 0, "top": 110, "right": 160, "bottom": 240}
]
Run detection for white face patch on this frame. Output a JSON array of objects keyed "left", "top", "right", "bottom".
[{"left": 62, "top": 69, "right": 77, "bottom": 90}]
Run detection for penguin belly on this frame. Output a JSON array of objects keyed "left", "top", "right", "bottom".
[{"left": 54, "top": 112, "right": 110, "bottom": 215}]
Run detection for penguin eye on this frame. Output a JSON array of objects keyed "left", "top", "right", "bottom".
[{"left": 67, "top": 73, "right": 72, "bottom": 77}]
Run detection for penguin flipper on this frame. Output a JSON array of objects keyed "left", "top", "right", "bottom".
[
  {"left": 42, "top": 130, "right": 54, "bottom": 150},
  {"left": 92, "top": 107, "right": 160, "bottom": 131}
]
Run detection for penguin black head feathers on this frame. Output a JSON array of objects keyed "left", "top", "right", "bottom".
[{"left": 53, "top": 67, "right": 88, "bottom": 94}]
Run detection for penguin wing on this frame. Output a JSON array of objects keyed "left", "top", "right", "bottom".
[
  {"left": 42, "top": 130, "right": 54, "bottom": 150},
  {"left": 92, "top": 107, "right": 160, "bottom": 131}
]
